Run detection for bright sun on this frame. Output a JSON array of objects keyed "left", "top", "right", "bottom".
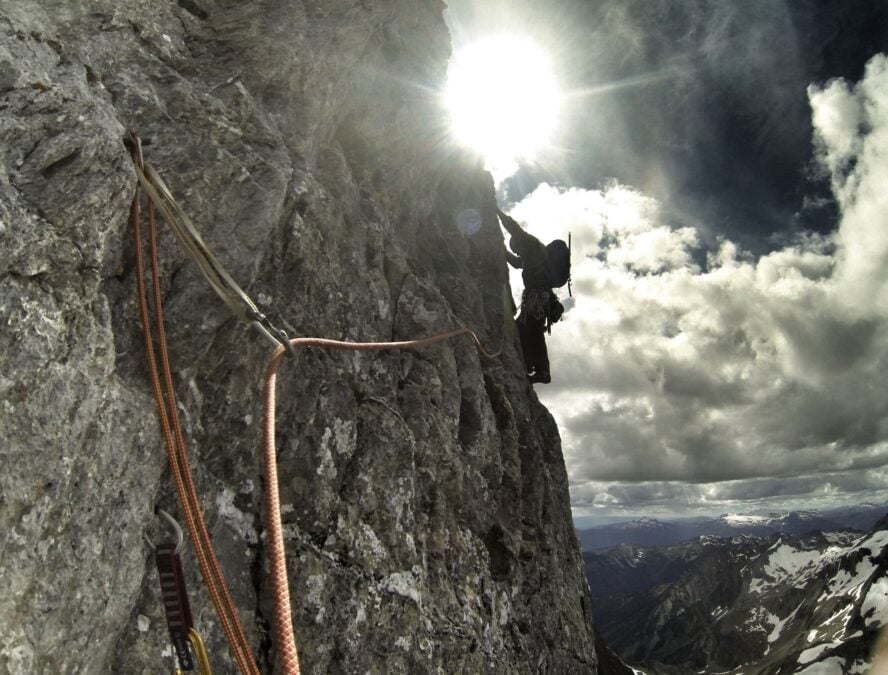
[{"left": 445, "top": 34, "right": 561, "bottom": 179}]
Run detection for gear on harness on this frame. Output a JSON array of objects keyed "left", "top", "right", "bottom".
[{"left": 146, "top": 509, "right": 214, "bottom": 675}]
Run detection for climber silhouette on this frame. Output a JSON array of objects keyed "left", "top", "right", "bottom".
[{"left": 497, "top": 207, "right": 567, "bottom": 385}]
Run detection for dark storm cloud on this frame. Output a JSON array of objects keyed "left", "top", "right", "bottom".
[
  {"left": 555, "top": 1, "right": 816, "bottom": 241},
  {"left": 449, "top": 0, "right": 888, "bottom": 249},
  {"left": 571, "top": 469, "right": 888, "bottom": 516}
]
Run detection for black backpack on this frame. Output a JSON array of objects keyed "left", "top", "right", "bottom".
[{"left": 546, "top": 239, "right": 571, "bottom": 289}]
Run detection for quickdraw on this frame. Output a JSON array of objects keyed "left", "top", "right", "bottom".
[
  {"left": 147, "top": 509, "right": 213, "bottom": 675},
  {"left": 128, "top": 131, "right": 501, "bottom": 674}
]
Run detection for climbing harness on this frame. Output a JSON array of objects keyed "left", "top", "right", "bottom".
[
  {"left": 128, "top": 132, "right": 500, "bottom": 674},
  {"left": 146, "top": 509, "right": 214, "bottom": 675},
  {"left": 518, "top": 288, "right": 551, "bottom": 324}
]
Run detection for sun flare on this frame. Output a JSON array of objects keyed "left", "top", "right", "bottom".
[{"left": 445, "top": 34, "right": 561, "bottom": 179}]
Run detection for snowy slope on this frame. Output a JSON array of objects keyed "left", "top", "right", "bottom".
[{"left": 586, "top": 522, "right": 888, "bottom": 673}]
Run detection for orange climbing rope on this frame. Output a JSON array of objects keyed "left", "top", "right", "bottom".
[
  {"left": 128, "top": 134, "right": 501, "bottom": 674},
  {"left": 129, "top": 136, "right": 260, "bottom": 675},
  {"left": 261, "top": 330, "right": 498, "bottom": 673}
]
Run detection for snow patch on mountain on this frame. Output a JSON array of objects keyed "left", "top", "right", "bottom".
[
  {"left": 799, "top": 640, "right": 843, "bottom": 665},
  {"left": 862, "top": 578, "right": 888, "bottom": 628},
  {"left": 623, "top": 516, "right": 663, "bottom": 529},
  {"left": 827, "top": 558, "right": 875, "bottom": 599},
  {"left": 862, "top": 529, "right": 888, "bottom": 551},
  {"left": 749, "top": 541, "right": 823, "bottom": 593},
  {"left": 765, "top": 603, "right": 802, "bottom": 653},
  {"left": 723, "top": 513, "right": 770, "bottom": 526},
  {"left": 797, "top": 655, "right": 844, "bottom": 674}
]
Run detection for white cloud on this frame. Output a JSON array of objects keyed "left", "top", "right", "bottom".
[
  {"left": 808, "top": 79, "right": 864, "bottom": 185},
  {"left": 811, "top": 55, "right": 888, "bottom": 317},
  {"left": 605, "top": 225, "right": 699, "bottom": 274},
  {"left": 506, "top": 54, "right": 888, "bottom": 517}
]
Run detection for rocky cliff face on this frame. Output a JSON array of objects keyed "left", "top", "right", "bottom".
[{"left": 0, "top": 1, "right": 596, "bottom": 673}]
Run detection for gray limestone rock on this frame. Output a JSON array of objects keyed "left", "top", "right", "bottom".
[{"left": 0, "top": 1, "right": 597, "bottom": 673}]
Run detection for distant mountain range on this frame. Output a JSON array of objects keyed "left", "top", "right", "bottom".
[
  {"left": 577, "top": 503, "right": 888, "bottom": 551},
  {"left": 585, "top": 516, "right": 888, "bottom": 673}
]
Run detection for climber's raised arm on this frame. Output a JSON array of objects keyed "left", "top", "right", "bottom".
[{"left": 496, "top": 207, "right": 522, "bottom": 237}]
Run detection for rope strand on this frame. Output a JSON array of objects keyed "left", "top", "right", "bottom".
[
  {"left": 130, "top": 137, "right": 259, "bottom": 675},
  {"left": 147, "top": 199, "right": 257, "bottom": 674},
  {"left": 260, "top": 329, "right": 497, "bottom": 673}
]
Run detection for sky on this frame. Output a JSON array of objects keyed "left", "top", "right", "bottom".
[{"left": 443, "top": 0, "right": 888, "bottom": 526}]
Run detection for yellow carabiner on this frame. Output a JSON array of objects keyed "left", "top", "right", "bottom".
[{"left": 189, "top": 628, "right": 214, "bottom": 675}]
